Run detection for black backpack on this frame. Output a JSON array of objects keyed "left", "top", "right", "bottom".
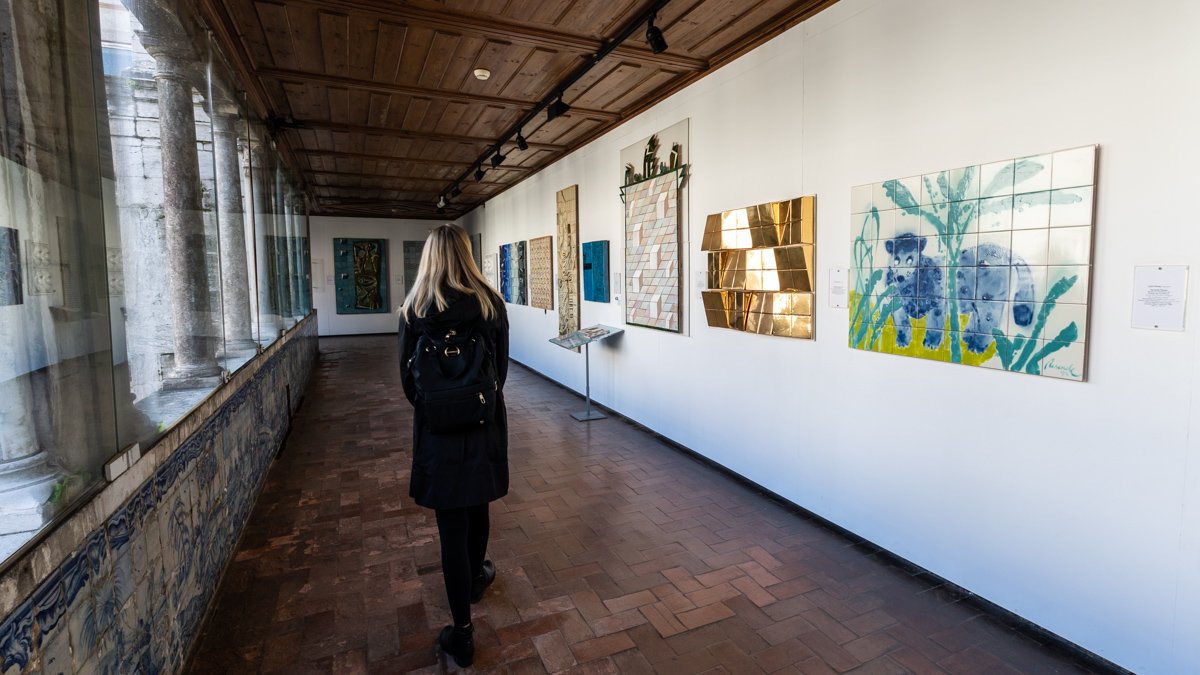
[{"left": 409, "top": 327, "right": 498, "bottom": 434}]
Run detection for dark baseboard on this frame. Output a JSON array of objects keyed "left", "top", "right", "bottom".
[{"left": 509, "top": 357, "right": 1131, "bottom": 675}]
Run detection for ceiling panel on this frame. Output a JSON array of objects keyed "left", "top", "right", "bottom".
[{"left": 202, "top": 0, "right": 839, "bottom": 219}]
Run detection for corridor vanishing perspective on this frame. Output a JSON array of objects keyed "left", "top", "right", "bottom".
[{"left": 187, "top": 336, "right": 1107, "bottom": 674}]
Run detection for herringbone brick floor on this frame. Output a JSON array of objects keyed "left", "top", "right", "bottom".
[{"left": 186, "top": 336, "right": 1113, "bottom": 674}]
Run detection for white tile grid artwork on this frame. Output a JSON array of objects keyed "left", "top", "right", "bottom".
[
  {"left": 482, "top": 253, "right": 498, "bottom": 290},
  {"left": 625, "top": 174, "right": 680, "bottom": 331},
  {"left": 849, "top": 145, "right": 1096, "bottom": 381}
]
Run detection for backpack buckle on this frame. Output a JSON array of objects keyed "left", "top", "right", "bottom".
[{"left": 444, "top": 346, "right": 461, "bottom": 357}]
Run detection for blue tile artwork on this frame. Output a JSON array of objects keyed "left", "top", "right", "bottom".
[
  {"left": 582, "top": 240, "right": 610, "bottom": 303},
  {"left": 0, "top": 316, "right": 319, "bottom": 675},
  {"left": 499, "top": 242, "right": 527, "bottom": 305},
  {"left": 333, "top": 238, "right": 390, "bottom": 314}
]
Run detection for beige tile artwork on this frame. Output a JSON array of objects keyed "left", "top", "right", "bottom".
[
  {"left": 556, "top": 185, "right": 580, "bottom": 340},
  {"left": 528, "top": 235, "right": 554, "bottom": 310}
]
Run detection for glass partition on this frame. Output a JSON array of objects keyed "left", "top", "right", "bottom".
[
  {"left": 0, "top": 0, "right": 311, "bottom": 572},
  {"left": 0, "top": 0, "right": 118, "bottom": 561}
]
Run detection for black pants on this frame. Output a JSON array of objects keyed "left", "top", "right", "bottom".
[{"left": 434, "top": 503, "right": 490, "bottom": 627}]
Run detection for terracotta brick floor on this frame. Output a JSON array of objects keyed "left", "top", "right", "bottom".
[{"left": 186, "top": 335, "right": 1115, "bottom": 674}]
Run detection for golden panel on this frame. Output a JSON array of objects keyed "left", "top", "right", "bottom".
[{"left": 702, "top": 195, "right": 817, "bottom": 339}]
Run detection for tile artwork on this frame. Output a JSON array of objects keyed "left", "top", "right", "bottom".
[
  {"left": 471, "top": 233, "right": 483, "bottom": 271},
  {"left": 24, "top": 240, "right": 53, "bottom": 297},
  {"left": 333, "top": 238, "right": 389, "bottom": 314},
  {"left": 556, "top": 186, "right": 580, "bottom": 339},
  {"left": 499, "top": 242, "right": 526, "bottom": 305},
  {"left": 527, "top": 235, "right": 554, "bottom": 310},
  {"left": 849, "top": 145, "right": 1096, "bottom": 380},
  {"left": 701, "top": 197, "right": 816, "bottom": 339},
  {"left": 482, "top": 253, "right": 498, "bottom": 290},
  {"left": 0, "top": 227, "right": 22, "bottom": 306},
  {"left": 624, "top": 173, "right": 682, "bottom": 331},
  {"left": 582, "top": 240, "right": 610, "bottom": 303},
  {"left": 402, "top": 240, "right": 425, "bottom": 295},
  {"left": 0, "top": 317, "right": 318, "bottom": 675}
]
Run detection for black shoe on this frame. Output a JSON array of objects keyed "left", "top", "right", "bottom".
[
  {"left": 437, "top": 624, "right": 475, "bottom": 668},
  {"left": 470, "top": 560, "right": 496, "bottom": 604}
]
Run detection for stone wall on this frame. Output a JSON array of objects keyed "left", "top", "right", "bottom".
[{"left": 0, "top": 313, "right": 318, "bottom": 674}]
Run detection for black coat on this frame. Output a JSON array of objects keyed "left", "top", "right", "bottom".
[{"left": 399, "top": 290, "right": 509, "bottom": 509}]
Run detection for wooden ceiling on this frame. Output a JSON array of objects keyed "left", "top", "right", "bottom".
[{"left": 201, "top": 0, "right": 839, "bottom": 219}]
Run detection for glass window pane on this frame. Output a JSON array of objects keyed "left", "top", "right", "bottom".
[
  {"left": 0, "top": 0, "right": 117, "bottom": 563},
  {"left": 98, "top": 0, "right": 224, "bottom": 451}
]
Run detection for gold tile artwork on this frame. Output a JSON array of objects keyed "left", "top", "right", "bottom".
[{"left": 701, "top": 196, "right": 816, "bottom": 339}]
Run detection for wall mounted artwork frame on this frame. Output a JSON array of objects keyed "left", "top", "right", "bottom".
[
  {"left": 482, "top": 253, "right": 498, "bottom": 290},
  {"left": 0, "top": 227, "right": 22, "bottom": 306},
  {"left": 582, "top": 241, "right": 610, "bottom": 303},
  {"left": 557, "top": 185, "right": 580, "bottom": 339},
  {"left": 620, "top": 120, "right": 689, "bottom": 333},
  {"left": 499, "top": 242, "right": 527, "bottom": 305},
  {"left": 528, "top": 235, "right": 554, "bottom": 310},
  {"left": 402, "top": 240, "right": 425, "bottom": 294},
  {"left": 701, "top": 197, "right": 816, "bottom": 339},
  {"left": 472, "top": 233, "right": 483, "bottom": 270},
  {"left": 333, "top": 237, "right": 390, "bottom": 314},
  {"left": 849, "top": 145, "right": 1097, "bottom": 381}
]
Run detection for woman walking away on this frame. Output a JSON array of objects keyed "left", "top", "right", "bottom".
[{"left": 399, "top": 223, "right": 509, "bottom": 668}]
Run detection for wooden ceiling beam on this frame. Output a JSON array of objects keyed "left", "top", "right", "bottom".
[
  {"left": 287, "top": 121, "right": 564, "bottom": 151},
  {"left": 287, "top": 0, "right": 708, "bottom": 71},
  {"left": 299, "top": 149, "right": 535, "bottom": 172},
  {"left": 261, "top": 68, "right": 619, "bottom": 121}
]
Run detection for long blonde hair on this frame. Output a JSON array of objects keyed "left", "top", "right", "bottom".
[{"left": 401, "top": 223, "right": 501, "bottom": 320}]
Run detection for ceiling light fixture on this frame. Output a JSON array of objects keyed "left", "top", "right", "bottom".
[
  {"left": 437, "top": 195, "right": 447, "bottom": 209},
  {"left": 473, "top": 68, "right": 491, "bottom": 81},
  {"left": 516, "top": 132, "right": 529, "bottom": 151},
  {"left": 450, "top": 185, "right": 462, "bottom": 198},
  {"left": 474, "top": 167, "right": 485, "bottom": 181},
  {"left": 546, "top": 95, "right": 571, "bottom": 121},
  {"left": 491, "top": 150, "right": 505, "bottom": 167},
  {"left": 646, "top": 13, "right": 668, "bottom": 54}
]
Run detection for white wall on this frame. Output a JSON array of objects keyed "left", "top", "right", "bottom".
[
  {"left": 461, "top": 1, "right": 1200, "bottom": 672},
  {"left": 309, "top": 216, "right": 438, "bottom": 335}
]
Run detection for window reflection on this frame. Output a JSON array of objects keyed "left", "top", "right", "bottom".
[{"left": 0, "top": 0, "right": 310, "bottom": 569}]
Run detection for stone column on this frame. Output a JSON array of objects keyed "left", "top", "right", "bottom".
[
  {"left": 273, "top": 168, "right": 293, "bottom": 322},
  {"left": 212, "top": 108, "right": 255, "bottom": 352},
  {"left": 249, "top": 145, "right": 280, "bottom": 334},
  {"left": 148, "top": 46, "right": 221, "bottom": 387}
]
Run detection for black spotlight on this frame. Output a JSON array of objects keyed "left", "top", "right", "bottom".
[
  {"left": 491, "top": 150, "right": 505, "bottom": 167},
  {"left": 646, "top": 14, "right": 668, "bottom": 54},
  {"left": 474, "top": 167, "right": 485, "bottom": 181},
  {"left": 516, "top": 132, "right": 529, "bottom": 151},
  {"left": 450, "top": 184, "right": 462, "bottom": 198},
  {"left": 546, "top": 95, "right": 571, "bottom": 121}
]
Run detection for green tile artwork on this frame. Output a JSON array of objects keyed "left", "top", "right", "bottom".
[{"left": 849, "top": 145, "right": 1096, "bottom": 381}]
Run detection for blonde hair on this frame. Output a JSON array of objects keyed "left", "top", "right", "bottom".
[{"left": 401, "top": 223, "right": 500, "bottom": 321}]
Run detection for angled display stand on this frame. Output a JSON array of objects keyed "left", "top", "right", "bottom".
[{"left": 549, "top": 324, "right": 624, "bottom": 421}]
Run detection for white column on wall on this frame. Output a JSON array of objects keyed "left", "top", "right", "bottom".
[{"left": 458, "top": 0, "right": 1200, "bottom": 672}]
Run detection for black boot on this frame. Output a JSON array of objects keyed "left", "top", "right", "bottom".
[
  {"left": 438, "top": 623, "right": 475, "bottom": 668},
  {"left": 470, "top": 561, "right": 496, "bottom": 604}
]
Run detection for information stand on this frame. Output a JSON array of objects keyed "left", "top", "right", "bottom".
[{"left": 549, "top": 324, "right": 624, "bottom": 421}]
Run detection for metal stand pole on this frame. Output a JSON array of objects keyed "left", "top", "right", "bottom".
[{"left": 572, "top": 341, "right": 607, "bottom": 421}]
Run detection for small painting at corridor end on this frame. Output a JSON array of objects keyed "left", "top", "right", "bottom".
[{"left": 850, "top": 145, "right": 1096, "bottom": 381}]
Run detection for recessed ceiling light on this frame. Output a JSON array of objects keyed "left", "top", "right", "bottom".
[{"left": 473, "top": 68, "right": 491, "bottom": 81}]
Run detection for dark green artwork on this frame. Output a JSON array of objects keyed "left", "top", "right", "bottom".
[{"left": 334, "top": 238, "right": 389, "bottom": 314}]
